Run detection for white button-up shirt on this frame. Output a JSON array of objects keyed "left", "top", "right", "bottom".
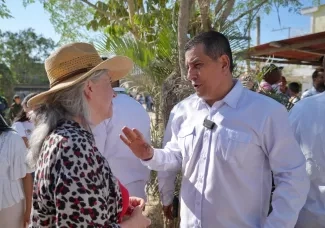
[
  {"left": 93, "top": 88, "right": 151, "bottom": 186},
  {"left": 301, "top": 86, "right": 320, "bottom": 99},
  {"left": 289, "top": 92, "right": 325, "bottom": 227},
  {"left": 144, "top": 81, "right": 309, "bottom": 228}
]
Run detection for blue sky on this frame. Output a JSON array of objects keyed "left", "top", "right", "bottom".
[{"left": 0, "top": 0, "right": 323, "bottom": 46}]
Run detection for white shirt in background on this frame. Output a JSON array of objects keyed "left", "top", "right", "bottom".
[
  {"left": 12, "top": 121, "right": 34, "bottom": 140},
  {"left": 289, "top": 92, "right": 325, "bottom": 227},
  {"left": 143, "top": 81, "right": 309, "bottom": 228},
  {"left": 0, "top": 131, "right": 31, "bottom": 210},
  {"left": 93, "top": 87, "right": 151, "bottom": 198},
  {"left": 301, "top": 86, "right": 321, "bottom": 99}
]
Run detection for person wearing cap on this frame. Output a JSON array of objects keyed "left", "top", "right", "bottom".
[
  {"left": 92, "top": 78, "right": 151, "bottom": 200},
  {"left": 120, "top": 31, "right": 309, "bottom": 228},
  {"left": 8, "top": 94, "right": 22, "bottom": 124},
  {"left": 258, "top": 64, "right": 283, "bottom": 93},
  {"left": 26, "top": 43, "right": 150, "bottom": 227}
]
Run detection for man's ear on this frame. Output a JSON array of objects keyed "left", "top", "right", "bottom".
[{"left": 220, "top": 55, "right": 230, "bottom": 72}]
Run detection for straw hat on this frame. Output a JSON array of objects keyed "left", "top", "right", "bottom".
[{"left": 28, "top": 42, "right": 133, "bottom": 107}]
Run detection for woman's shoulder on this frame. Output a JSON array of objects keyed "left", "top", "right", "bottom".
[{"left": 45, "top": 120, "right": 94, "bottom": 156}]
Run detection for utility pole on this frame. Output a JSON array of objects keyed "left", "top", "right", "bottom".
[
  {"left": 256, "top": 16, "right": 261, "bottom": 71},
  {"left": 256, "top": 16, "right": 261, "bottom": 45},
  {"left": 272, "top": 27, "right": 291, "bottom": 38},
  {"left": 246, "top": 12, "right": 253, "bottom": 71}
]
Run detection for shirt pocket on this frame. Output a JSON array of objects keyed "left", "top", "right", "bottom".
[
  {"left": 177, "top": 126, "right": 196, "bottom": 173},
  {"left": 177, "top": 126, "right": 195, "bottom": 157},
  {"left": 217, "top": 128, "right": 254, "bottom": 167}
]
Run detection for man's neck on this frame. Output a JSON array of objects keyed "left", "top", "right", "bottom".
[{"left": 205, "top": 79, "right": 235, "bottom": 106}]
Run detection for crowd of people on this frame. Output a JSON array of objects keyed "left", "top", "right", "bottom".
[
  {"left": 240, "top": 64, "right": 325, "bottom": 110},
  {"left": 0, "top": 31, "right": 324, "bottom": 228}
]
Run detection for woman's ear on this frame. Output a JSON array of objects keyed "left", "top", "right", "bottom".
[{"left": 84, "top": 80, "right": 93, "bottom": 100}]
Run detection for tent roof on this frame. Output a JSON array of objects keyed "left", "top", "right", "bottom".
[{"left": 238, "top": 31, "right": 325, "bottom": 66}]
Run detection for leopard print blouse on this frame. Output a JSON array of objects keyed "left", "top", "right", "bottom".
[{"left": 29, "top": 120, "right": 123, "bottom": 227}]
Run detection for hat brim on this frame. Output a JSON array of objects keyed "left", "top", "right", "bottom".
[{"left": 28, "top": 56, "right": 133, "bottom": 107}]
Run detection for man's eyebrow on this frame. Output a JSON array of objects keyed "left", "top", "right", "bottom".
[{"left": 188, "top": 58, "right": 200, "bottom": 64}]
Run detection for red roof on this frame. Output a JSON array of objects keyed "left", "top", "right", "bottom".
[{"left": 240, "top": 31, "right": 325, "bottom": 66}]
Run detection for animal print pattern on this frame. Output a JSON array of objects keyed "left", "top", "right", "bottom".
[{"left": 29, "top": 120, "right": 123, "bottom": 227}]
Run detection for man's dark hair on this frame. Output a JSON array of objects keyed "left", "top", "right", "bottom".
[
  {"left": 288, "top": 82, "right": 300, "bottom": 94},
  {"left": 312, "top": 68, "right": 324, "bottom": 79},
  {"left": 184, "top": 31, "right": 234, "bottom": 72}
]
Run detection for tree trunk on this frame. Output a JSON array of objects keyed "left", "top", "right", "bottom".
[
  {"left": 197, "top": 0, "right": 211, "bottom": 31},
  {"left": 219, "top": 0, "right": 235, "bottom": 29},
  {"left": 177, "top": 0, "right": 194, "bottom": 80},
  {"left": 127, "top": 0, "right": 135, "bottom": 26}
]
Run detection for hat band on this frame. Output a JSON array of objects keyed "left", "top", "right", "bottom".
[{"left": 50, "top": 67, "right": 93, "bottom": 88}]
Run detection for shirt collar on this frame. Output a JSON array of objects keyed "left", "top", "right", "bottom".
[
  {"left": 222, "top": 80, "right": 244, "bottom": 108},
  {"left": 113, "top": 87, "right": 126, "bottom": 92},
  {"left": 196, "top": 80, "right": 244, "bottom": 109}
]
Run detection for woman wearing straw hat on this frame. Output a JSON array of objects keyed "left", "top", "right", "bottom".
[{"left": 26, "top": 43, "right": 151, "bottom": 227}]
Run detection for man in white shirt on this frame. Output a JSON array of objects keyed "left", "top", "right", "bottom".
[
  {"left": 120, "top": 31, "right": 309, "bottom": 228},
  {"left": 93, "top": 80, "right": 151, "bottom": 200},
  {"left": 301, "top": 68, "right": 324, "bottom": 99},
  {"left": 288, "top": 57, "right": 325, "bottom": 228}
]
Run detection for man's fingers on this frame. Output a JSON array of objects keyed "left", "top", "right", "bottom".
[
  {"left": 122, "top": 127, "right": 137, "bottom": 141},
  {"left": 132, "top": 128, "right": 144, "bottom": 140},
  {"left": 120, "top": 134, "right": 131, "bottom": 146}
]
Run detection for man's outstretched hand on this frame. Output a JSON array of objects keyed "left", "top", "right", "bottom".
[{"left": 120, "top": 127, "right": 154, "bottom": 161}]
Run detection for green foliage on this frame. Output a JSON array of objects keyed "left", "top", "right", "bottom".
[
  {"left": 96, "top": 23, "right": 177, "bottom": 97},
  {"left": 0, "top": 28, "right": 56, "bottom": 84},
  {"left": 0, "top": 0, "right": 12, "bottom": 19},
  {"left": 0, "top": 63, "right": 15, "bottom": 101},
  {"left": 23, "top": 0, "right": 96, "bottom": 43}
]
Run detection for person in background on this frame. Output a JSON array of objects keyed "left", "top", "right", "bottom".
[
  {"left": 12, "top": 93, "right": 38, "bottom": 147},
  {"left": 279, "top": 76, "right": 290, "bottom": 97},
  {"left": 120, "top": 31, "right": 309, "bottom": 227},
  {"left": 0, "top": 95, "right": 8, "bottom": 118},
  {"left": 0, "top": 114, "right": 33, "bottom": 228},
  {"left": 93, "top": 78, "right": 151, "bottom": 200},
  {"left": 288, "top": 57, "right": 325, "bottom": 228},
  {"left": 258, "top": 64, "right": 282, "bottom": 93},
  {"left": 239, "top": 73, "right": 258, "bottom": 91},
  {"left": 145, "top": 95, "right": 153, "bottom": 112},
  {"left": 26, "top": 42, "right": 150, "bottom": 227},
  {"left": 288, "top": 82, "right": 301, "bottom": 105},
  {"left": 8, "top": 94, "right": 22, "bottom": 124},
  {"left": 301, "top": 68, "right": 325, "bottom": 99}
]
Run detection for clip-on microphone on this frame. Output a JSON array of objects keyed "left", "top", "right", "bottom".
[{"left": 203, "top": 118, "right": 215, "bottom": 130}]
